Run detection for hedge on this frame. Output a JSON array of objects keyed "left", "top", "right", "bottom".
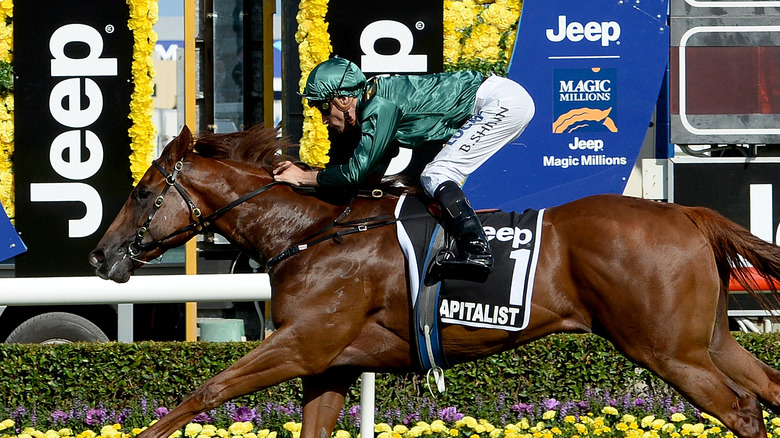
[{"left": 1, "top": 333, "right": 779, "bottom": 417}]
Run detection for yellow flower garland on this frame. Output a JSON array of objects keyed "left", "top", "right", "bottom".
[
  {"left": 126, "top": 0, "right": 158, "bottom": 185},
  {"left": 0, "top": 0, "right": 157, "bottom": 222},
  {"left": 295, "top": 0, "right": 332, "bottom": 168},
  {"left": 296, "top": 0, "right": 522, "bottom": 168},
  {"left": 0, "top": 1, "right": 12, "bottom": 221}
]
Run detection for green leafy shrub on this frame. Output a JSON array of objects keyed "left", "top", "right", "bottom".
[{"left": 0, "top": 333, "right": 778, "bottom": 417}]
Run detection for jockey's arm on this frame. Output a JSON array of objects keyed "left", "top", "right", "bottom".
[{"left": 272, "top": 161, "right": 320, "bottom": 187}]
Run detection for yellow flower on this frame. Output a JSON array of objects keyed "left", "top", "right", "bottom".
[
  {"left": 542, "top": 411, "right": 556, "bottom": 420},
  {"left": 392, "top": 425, "right": 408, "bottom": 436},
  {"left": 661, "top": 424, "right": 677, "bottom": 434},
  {"left": 650, "top": 419, "right": 666, "bottom": 430},
  {"left": 700, "top": 412, "right": 724, "bottom": 427},
  {"left": 460, "top": 416, "right": 479, "bottom": 429},
  {"left": 408, "top": 425, "right": 426, "bottom": 438},
  {"left": 480, "top": 2, "right": 519, "bottom": 32},
  {"left": 462, "top": 23, "right": 502, "bottom": 62},
  {"left": 432, "top": 420, "right": 449, "bottom": 433},
  {"left": 670, "top": 413, "right": 686, "bottom": 423},
  {"left": 185, "top": 424, "right": 203, "bottom": 438},
  {"left": 375, "top": 423, "right": 392, "bottom": 433},
  {"left": 283, "top": 423, "right": 301, "bottom": 433},
  {"left": 601, "top": 407, "right": 619, "bottom": 416},
  {"left": 333, "top": 431, "right": 350, "bottom": 438},
  {"left": 228, "top": 422, "right": 254, "bottom": 436}
]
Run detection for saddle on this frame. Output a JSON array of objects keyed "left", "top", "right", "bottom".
[{"left": 394, "top": 193, "right": 545, "bottom": 389}]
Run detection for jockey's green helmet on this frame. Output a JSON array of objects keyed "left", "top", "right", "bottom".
[{"left": 301, "top": 58, "right": 366, "bottom": 105}]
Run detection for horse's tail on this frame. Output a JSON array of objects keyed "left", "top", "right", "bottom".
[{"left": 682, "top": 205, "right": 780, "bottom": 308}]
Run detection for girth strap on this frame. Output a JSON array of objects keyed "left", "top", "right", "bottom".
[{"left": 265, "top": 201, "right": 401, "bottom": 271}]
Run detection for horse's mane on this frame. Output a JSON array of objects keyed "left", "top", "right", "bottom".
[
  {"left": 193, "top": 124, "right": 296, "bottom": 172},
  {"left": 192, "top": 124, "right": 418, "bottom": 196}
]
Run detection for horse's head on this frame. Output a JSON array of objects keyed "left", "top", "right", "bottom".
[{"left": 89, "top": 125, "right": 202, "bottom": 282}]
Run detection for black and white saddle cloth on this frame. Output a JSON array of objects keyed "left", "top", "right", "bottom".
[{"left": 395, "top": 193, "right": 545, "bottom": 332}]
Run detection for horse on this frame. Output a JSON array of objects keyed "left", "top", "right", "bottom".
[{"left": 90, "top": 125, "right": 780, "bottom": 438}]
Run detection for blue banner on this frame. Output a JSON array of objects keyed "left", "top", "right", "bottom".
[
  {"left": 0, "top": 203, "right": 26, "bottom": 263},
  {"left": 465, "top": 0, "right": 669, "bottom": 211}
]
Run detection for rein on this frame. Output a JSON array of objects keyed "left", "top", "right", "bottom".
[{"left": 129, "top": 159, "right": 282, "bottom": 256}]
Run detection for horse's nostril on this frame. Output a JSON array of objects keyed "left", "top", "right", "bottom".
[{"left": 89, "top": 249, "right": 105, "bottom": 268}]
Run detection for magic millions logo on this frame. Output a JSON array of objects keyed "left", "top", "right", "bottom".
[{"left": 553, "top": 68, "right": 617, "bottom": 134}]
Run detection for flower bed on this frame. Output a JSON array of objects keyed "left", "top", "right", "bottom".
[
  {"left": 4, "top": 334, "right": 780, "bottom": 438},
  {"left": 1, "top": 393, "right": 777, "bottom": 438}
]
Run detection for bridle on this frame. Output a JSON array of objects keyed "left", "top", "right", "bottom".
[{"left": 128, "top": 158, "right": 281, "bottom": 257}]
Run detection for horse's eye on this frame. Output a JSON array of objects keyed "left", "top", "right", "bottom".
[{"left": 134, "top": 187, "right": 152, "bottom": 202}]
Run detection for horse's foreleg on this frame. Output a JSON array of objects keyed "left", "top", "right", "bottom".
[
  {"left": 300, "top": 369, "right": 361, "bottom": 438},
  {"left": 137, "top": 330, "right": 314, "bottom": 438}
]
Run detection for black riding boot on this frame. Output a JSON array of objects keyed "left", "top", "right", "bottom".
[{"left": 429, "top": 181, "right": 493, "bottom": 282}]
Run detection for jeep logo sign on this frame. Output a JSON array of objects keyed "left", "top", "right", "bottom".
[
  {"left": 360, "top": 20, "right": 429, "bottom": 73},
  {"left": 326, "top": 0, "right": 442, "bottom": 74},
  {"left": 14, "top": 0, "right": 134, "bottom": 276}
]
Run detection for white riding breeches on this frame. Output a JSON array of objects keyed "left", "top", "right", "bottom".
[{"left": 420, "top": 75, "right": 535, "bottom": 197}]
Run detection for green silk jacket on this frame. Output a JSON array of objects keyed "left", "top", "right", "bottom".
[{"left": 316, "top": 70, "right": 485, "bottom": 187}]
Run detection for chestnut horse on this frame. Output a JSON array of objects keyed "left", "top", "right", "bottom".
[{"left": 90, "top": 125, "right": 780, "bottom": 438}]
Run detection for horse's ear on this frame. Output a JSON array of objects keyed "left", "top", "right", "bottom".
[{"left": 161, "top": 125, "right": 195, "bottom": 162}]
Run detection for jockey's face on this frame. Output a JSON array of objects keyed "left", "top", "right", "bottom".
[{"left": 320, "top": 96, "right": 357, "bottom": 134}]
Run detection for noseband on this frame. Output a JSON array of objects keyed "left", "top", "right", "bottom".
[{"left": 129, "top": 159, "right": 281, "bottom": 257}]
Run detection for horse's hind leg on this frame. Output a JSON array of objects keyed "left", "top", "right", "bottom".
[
  {"left": 619, "top": 340, "right": 766, "bottom": 438},
  {"left": 710, "top": 286, "right": 780, "bottom": 413},
  {"left": 601, "top": 278, "right": 766, "bottom": 438},
  {"left": 300, "top": 369, "right": 361, "bottom": 438}
]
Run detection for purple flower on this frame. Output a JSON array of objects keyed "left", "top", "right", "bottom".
[
  {"left": 543, "top": 399, "right": 560, "bottom": 410},
  {"left": 348, "top": 405, "right": 360, "bottom": 418},
  {"left": 193, "top": 412, "right": 212, "bottom": 423},
  {"left": 437, "top": 407, "right": 464, "bottom": 422},
  {"left": 50, "top": 410, "right": 69, "bottom": 424},
  {"left": 154, "top": 407, "right": 169, "bottom": 420},
  {"left": 114, "top": 409, "right": 129, "bottom": 425},
  {"left": 511, "top": 403, "right": 534, "bottom": 415},
  {"left": 85, "top": 408, "right": 107, "bottom": 426},
  {"left": 12, "top": 406, "right": 27, "bottom": 422},
  {"left": 234, "top": 407, "right": 256, "bottom": 422},
  {"left": 403, "top": 412, "right": 421, "bottom": 425}
]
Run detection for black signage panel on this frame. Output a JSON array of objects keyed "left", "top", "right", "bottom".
[
  {"left": 14, "top": 0, "right": 134, "bottom": 276},
  {"left": 672, "top": 159, "right": 780, "bottom": 242},
  {"left": 326, "top": 0, "right": 443, "bottom": 75}
]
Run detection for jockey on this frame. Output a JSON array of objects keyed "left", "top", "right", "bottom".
[{"left": 273, "top": 57, "right": 535, "bottom": 282}]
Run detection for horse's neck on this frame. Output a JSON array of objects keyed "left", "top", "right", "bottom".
[{"left": 191, "top": 166, "right": 351, "bottom": 261}]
